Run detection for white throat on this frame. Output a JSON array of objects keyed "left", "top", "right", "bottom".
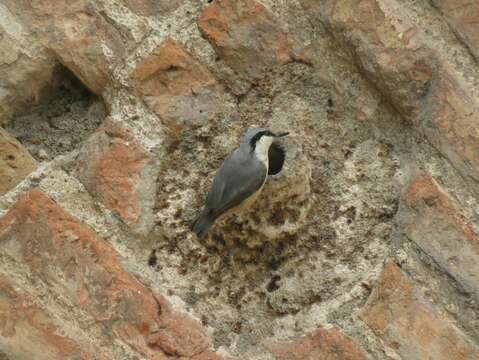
[{"left": 253, "top": 136, "right": 273, "bottom": 168}]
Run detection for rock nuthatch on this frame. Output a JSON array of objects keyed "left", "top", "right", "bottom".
[{"left": 191, "top": 127, "right": 289, "bottom": 239}]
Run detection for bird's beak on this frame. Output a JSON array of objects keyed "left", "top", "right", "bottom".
[{"left": 274, "top": 132, "right": 289, "bottom": 137}]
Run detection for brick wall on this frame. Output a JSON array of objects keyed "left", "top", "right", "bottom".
[{"left": 1, "top": 0, "right": 479, "bottom": 359}]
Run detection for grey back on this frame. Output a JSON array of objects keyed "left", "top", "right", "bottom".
[{"left": 206, "top": 130, "right": 268, "bottom": 218}]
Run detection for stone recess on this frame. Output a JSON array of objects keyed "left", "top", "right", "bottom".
[
  {"left": 130, "top": 39, "right": 224, "bottom": 134},
  {"left": 198, "top": 0, "right": 295, "bottom": 83},
  {"left": 432, "top": 0, "right": 479, "bottom": 62},
  {"left": 402, "top": 173, "right": 479, "bottom": 296},
  {"left": 0, "top": 127, "right": 37, "bottom": 195},
  {"left": 267, "top": 328, "right": 370, "bottom": 360},
  {"left": 0, "top": 189, "right": 222, "bottom": 359},
  {"left": 76, "top": 119, "right": 157, "bottom": 235}
]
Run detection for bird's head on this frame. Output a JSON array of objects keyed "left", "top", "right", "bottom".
[{"left": 243, "top": 127, "right": 289, "bottom": 153}]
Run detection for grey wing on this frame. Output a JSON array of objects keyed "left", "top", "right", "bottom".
[{"left": 206, "top": 150, "right": 267, "bottom": 218}]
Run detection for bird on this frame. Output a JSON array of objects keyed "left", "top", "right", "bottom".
[{"left": 191, "top": 127, "right": 289, "bottom": 239}]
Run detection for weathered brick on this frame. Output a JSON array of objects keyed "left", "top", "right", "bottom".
[
  {"left": 403, "top": 173, "right": 479, "bottom": 296},
  {"left": 0, "top": 127, "right": 37, "bottom": 195},
  {"left": 4, "top": 0, "right": 125, "bottom": 95},
  {"left": 267, "top": 328, "right": 370, "bottom": 360},
  {"left": 121, "top": 0, "right": 184, "bottom": 16},
  {"left": 198, "top": 0, "right": 294, "bottom": 82},
  {"left": 131, "top": 39, "right": 224, "bottom": 134},
  {"left": 0, "top": 275, "right": 103, "bottom": 360},
  {"left": 422, "top": 66, "right": 479, "bottom": 181},
  {"left": 0, "top": 189, "right": 220, "bottom": 359},
  {"left": 299, "top": 0, "right": 434, "bottom": 120},
  {"left": 76, "top": 119, "right": 156, "bottom": 235},
  {"left": 432, "top": 0, "right": 479, "bottom": 62},
  {"left": 0, "top": 4, "right": 57, "bottom": 125},
  {"left": 300, "top": 0, "right": 479, "bottom": 181},
  {"left": 361, "top": 260, "right": 479, "bottom": 360}
]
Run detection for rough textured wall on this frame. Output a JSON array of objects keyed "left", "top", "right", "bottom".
[{"left": 0, "top": 0, "right": 478, "bottom": 359}]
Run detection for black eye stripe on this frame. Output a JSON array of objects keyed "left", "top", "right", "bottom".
[{"left": 249, "top": 130, "right": 269, "bottom": 151}]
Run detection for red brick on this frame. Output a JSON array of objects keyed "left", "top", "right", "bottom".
[
  {"left": 361, "top": 260, "right": 479, "bottom": 360},
  {"left": 76, "top": 119, "right": 156, "bottom": 234},
  {"left": 0, "top": 275, "right": 104, "bottom": 360},
  {"left": 403, "top": 173, "right": 479, "bottom": 296},
  {"left": 0, "top": 128, "right": 37, "bottom": 195},
  {"left": 130, "top": 39, "right": 223, "bottom": 134},
  {"left": 0, "top": 190, "right": 219, "bottom": 359},
  {"left": 198, "top": 0, "right": 294, "bottom": 82},
  {"left": 267, "top": 328, "right": 370, "bottom": 360},
  {"left": 432, "top": 0, "right": 479, "bottom": 62},
  {"left": 299, "top": 0, "right": 434, "bottom": 120},
  {"left": 423, "top": 66, "right": 479, "bottom": 180}
]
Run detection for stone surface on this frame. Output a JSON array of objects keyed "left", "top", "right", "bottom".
[
  {"left": 0, "top": 189, "right": 220, "bottom": 359},
  {"left": 198, "top": 0, "right": 295, "bottom": 82},
  {"left": 191, "top": 351, "right": 235, "bottom": 360},
  {"left": 131, "top": 39, "right": 224, "bottom": 134},
  {"left": 121, "top": 0, "right": 185, "bottom": 16},
  {"left": 301, "top": 0, "right": 479, "bottom": 181},
  {"left": 4, "top": 0, "right": 125, "bottom": 95},
  {"left": 1, "top": 0, "right": 479, "bottom": 358},
  {"left": 0, "top": 127, "right": 37, "bottom": 195},
  {"left": 361, "top": 260, "right": 479, "bottom": 360},
  {"left": 402, "top": 172, "right": 479, "bottom": 296},
  {"left": 432, "top": 0, "right": 479, "bottom": 62},
  {"left": 76, "top": 119, "right": 157, "bottom": 235},
  {"left": 267, "top": 328, "right": 370, "bottom": 360},
  {"left": 0, "top": 276, "right": 103, "bottom": 360},
  {"left": 422, "top": 66, "right": 479, "bottom": 180},
  {"left": 300, "top": 0, "right": 434, "bottom": 120},
  {"left": 0, "top": 3, "right": 57, "bottom": 125}
]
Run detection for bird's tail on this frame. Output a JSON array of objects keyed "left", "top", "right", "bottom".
[{"left": 191, "top": 209, "right": 215, "bottom": 239}]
